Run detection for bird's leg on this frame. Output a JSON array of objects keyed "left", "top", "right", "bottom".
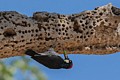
[
  {"left": 63, "top": 50, "right": 69, "bottom": 59},
  {"left": 63, "top": 50, "right": 71, "bottom": 63}
]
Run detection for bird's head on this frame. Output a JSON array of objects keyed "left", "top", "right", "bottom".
[
  {"left": 61, "top": 50, "right": 73, "bottom": 69},
  {"left": 63, "top": 59, "right": 73, "bottom": 69}
]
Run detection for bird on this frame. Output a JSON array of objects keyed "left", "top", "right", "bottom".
[{"left": 25, "top": 48, "right": 73, "bottom": 69}]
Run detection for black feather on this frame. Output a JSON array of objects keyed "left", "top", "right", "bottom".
[
  {"left": 25, "top": 49, "right": 72, "bottom": 69},
  {"left": 25, "top": 49, "right": 38, "bottom": 56},
  {"left": 32, "top": 55, "right": 64, "bottom": 69}
]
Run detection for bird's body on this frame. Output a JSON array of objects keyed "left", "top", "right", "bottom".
[
  {"left": 25, "top": 48, "right": 73, "bottom": 69},
  {"left": 32, "top": 55, "right": 65, "bottom": 69}
]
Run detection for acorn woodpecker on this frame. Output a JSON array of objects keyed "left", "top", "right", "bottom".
[{"left": 25, "top": 48, "right": 73, "bottom": 69}]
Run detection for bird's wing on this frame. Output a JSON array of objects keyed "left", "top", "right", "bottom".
[{"left": 36, "top": 48, "right": 60, "bottom": 56}]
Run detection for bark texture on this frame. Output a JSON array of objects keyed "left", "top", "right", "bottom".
[{"left": 0, "top": 3, "right": 120, "bottom": 58}]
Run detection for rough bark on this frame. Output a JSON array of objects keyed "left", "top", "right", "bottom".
[{"left": 0, "top": 3, "right": 120, "bottom": 58}]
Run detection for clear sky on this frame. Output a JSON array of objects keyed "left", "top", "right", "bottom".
[{"left": 0, "top": 0, "right": 120, "bottom": 80}]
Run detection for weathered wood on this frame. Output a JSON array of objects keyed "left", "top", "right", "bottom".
[{"left": 0, "top": 3, "right": 120, "bottom": 58}]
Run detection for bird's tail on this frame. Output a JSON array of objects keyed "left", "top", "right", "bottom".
[{"left": 25, "top": 49, "right": 38, "bottom": 57}]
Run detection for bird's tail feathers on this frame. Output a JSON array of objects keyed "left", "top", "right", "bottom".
[{"left": 25, "top": 49, "right": 38, "bottom": 57}]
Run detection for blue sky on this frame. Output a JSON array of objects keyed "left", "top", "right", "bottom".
[{"left": 0, "top": 0, "right": 120, "bottom": 80}]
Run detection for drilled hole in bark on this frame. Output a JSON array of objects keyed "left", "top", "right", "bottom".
[{"left": 73, "top": 20, "right": 83, "bottom": 33}]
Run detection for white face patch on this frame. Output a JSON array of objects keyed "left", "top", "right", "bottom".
[
  {"left": 116, "top": 23, "right": 120, "bottom": 35},
  {"left": 64, "top": 60, "right": 69, "bottom": 63}
]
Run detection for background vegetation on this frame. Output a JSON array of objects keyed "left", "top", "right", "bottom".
[{"left": 0, "top": 57, "right": 46, "bottom": 80}]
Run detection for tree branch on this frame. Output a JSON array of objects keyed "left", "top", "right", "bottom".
[{"left": 0, "top": 3, "right": 120, "bottom": 58}]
